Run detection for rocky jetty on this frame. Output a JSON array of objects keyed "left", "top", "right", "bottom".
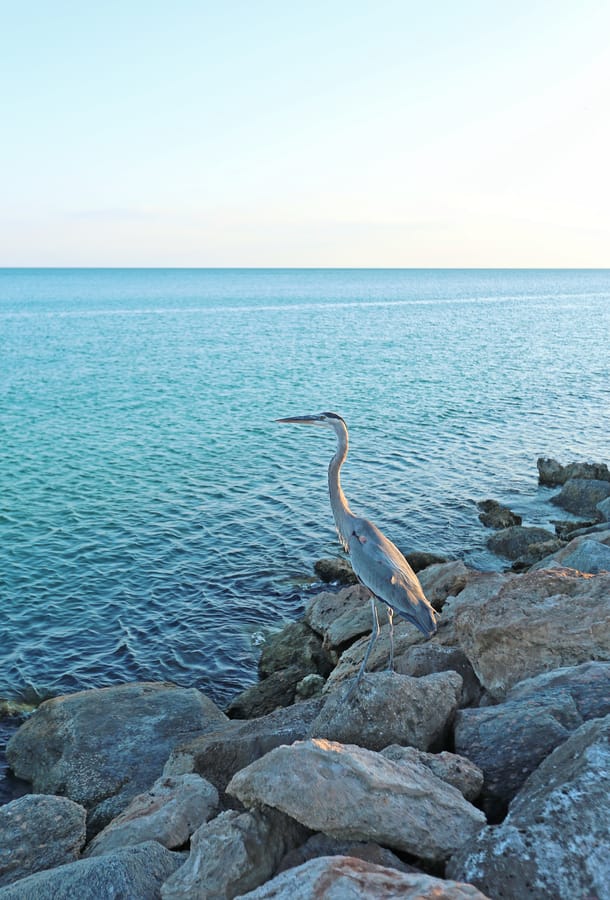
[{"left": 1, "top": 456, "right": 609, "bottom": 899}]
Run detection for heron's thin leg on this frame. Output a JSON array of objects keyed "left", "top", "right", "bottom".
[
  {"left": 356, "top": 596, "right": 381, "bottom": 683},
  {"left": 387, "top": 606, "right": 395, "bottom": 672}
]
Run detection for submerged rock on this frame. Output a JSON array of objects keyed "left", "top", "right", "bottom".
[
  {"left": 448, "top": 715, "right": 610, "bottom": 900},
  {"left": 6, "top": 682, "right": 228, "bottom": 836},
  {"left": 477, "top": 499, "right": 522, "bottom": 529},
  {"left": 0, "top": 794, "right": 86, "bottom": 888},
  {"left": 227, "top": 739, "right": 486, "bottom": 863},
  {"left": 238, "top": 855, "right": 491, "bottom": 899}
]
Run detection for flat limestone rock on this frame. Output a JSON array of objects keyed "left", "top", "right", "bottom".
[
  {"left": 0, "top": 840, "right": 181, "bottom": 900},
  {"left": 309, "top": 670, "right": 462, "bottom": 751},
  {"left": 161, "top": 808, "right": 307, "bottom": 900},
  {"left": 227, "top": 739, "right": 486, "bottom": 863},
  {"left": 448, "top": 715, "right": 610, "bottom": 900},
  {"left": 449, "top": 569, "right": 610, "bottom": 699},
  {"left": 0, "top": 794, "right": 86, "bottom": 888},
  {"left": 6, "top": 682, "right": 228, "bottom": 836},
  {"left": 84, "top": 774, "right": 219, "bottom": 857},
  {"left": 236, "top": 855, "right": 491, "bottom": 899}
]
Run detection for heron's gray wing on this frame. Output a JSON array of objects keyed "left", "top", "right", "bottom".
[{"left": 347, "top": 517, "right": 433, "bottom": 621}]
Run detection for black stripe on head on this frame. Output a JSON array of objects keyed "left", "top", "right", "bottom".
[{"left": 322, "top": 412, "right": 346, "bottom": 424}]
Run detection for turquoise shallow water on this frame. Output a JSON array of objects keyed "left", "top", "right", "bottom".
[{"left": 1, "top": 268, "right": 609, "bottom": 708}]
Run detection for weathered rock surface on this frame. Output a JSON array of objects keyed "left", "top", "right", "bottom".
[
  {"left": 258, "top": 621, "right": 335, "bottom": 680},
  {"left": 598, "top": 495, "right": 610, "bottom": 521},
  {"left": 486, "top": 525, "right": 555, "bottom": 561},
  {"left": 295, "top": 674, "right": 324, "bottom": 700},
  {"left": 510, "top": 537, "right": 566, "bottom": 571},
  {"left": 309, "top": 671, "right": 462, "bottom": 751},
  {"left": 237, "top": 854, "right": 491, "bottom": 899},
  {"left": 394, "top": 643, "right": 482, "bottom": 707},
  {"left": 537, "top": 456, "right": 610, "bottom": 485},
  {"left": 381, "top": 745, "right": 483, "bottom": 802},
  {"left": 550, "top": 476, "right": 610, "bottom": 518},
  {"left": 0, "top": 794, "right": 86, "bottom": 888},
  {"left": 84, "top": 773, "right": 218, "bottom": 858},
  {"left": 448, "top": 715, "right": 610, "bottom": 900},
  {"left": 227, "top": 739, "right": 486, "bottom": 862},
  {"left": 531, "top": 530, "right": 610, "bottom": 573},
  {"left": 5, "top": 682, "right": 228, "bottom": 836},
  {"left": 417, "top": 560, "right": 472, "bottom": 609},
  {"left": 0, "top": 841, "right": 181, "bottom": 900},
  {"left": 277, "top": 834, "right": 416, "bottom": 876},
  {"left": 304, "top": 584, "right": 382, "bottom": 649},
  {"left": 455, "top": 660, "right": 610, "bottom": 812},
  {"left": 163, "top": 697, "right": 323, "bottom": 795},
  {"left": 161, "top": 808, "right": 306, "bottom": 900},
  {"left": 477, "top": 499, "right": 522, "bottom": 528},
  {"left": 450, "top": 568, "right": 610, "bottom": 698},
  {"left": 313, "top": 557, "right": 357, "bottom": 585}
]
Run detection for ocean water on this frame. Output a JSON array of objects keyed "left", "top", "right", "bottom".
[{"left": 1, "top": 268, "right": 609, "bottom": 710}]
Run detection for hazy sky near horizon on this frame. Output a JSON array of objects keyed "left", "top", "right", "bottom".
[{"left": 2, "top": 1, "right": 609, "bottom": 267}]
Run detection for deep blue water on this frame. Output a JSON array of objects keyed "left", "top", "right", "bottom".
[{"left": 1, "top": 268, "right": 609, "bottom": 708}]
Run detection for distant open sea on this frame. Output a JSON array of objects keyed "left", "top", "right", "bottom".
[{"left": 1, "top": 268, "right": 609, "bottom": 709}]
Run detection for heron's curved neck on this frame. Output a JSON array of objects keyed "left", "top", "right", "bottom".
[{"left": 328, "top": 421, "right": 354, "bottom": 546}]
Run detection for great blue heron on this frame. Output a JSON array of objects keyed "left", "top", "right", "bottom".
[{"left": 276, "top": 412, "right": 437, "bottom": 682}]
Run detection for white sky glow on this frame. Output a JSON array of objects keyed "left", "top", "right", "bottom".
[{"left": 1, "top": 0, "right": 609, "bottom": 266}]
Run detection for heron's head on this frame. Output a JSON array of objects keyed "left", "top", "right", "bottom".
[{"left": 276, "top": 412, "right": 346, "bottom": 430}]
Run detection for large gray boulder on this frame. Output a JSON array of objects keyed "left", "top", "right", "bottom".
[
  {"left": 84, "top": 773, "right": 219, "bottom": 857},
  {"left": 276, "top": 834, "right": 416, "bottom": 876},
  {"left": 448, "top": 715, "right": 610, "bottom": 900},
  {"left": 454, "top": 662, "right": 610, "bottom": 813},
  {"left": 6, "top": 682, "right": 228, "bottom": 835},
  {"left": 0, "top": 794, "right": 86, "bottom": 888},
  {"left": 531, "top": 530, "right": 610, "bottom": 573},
  {"left": 394, "top": 643, "right": 482, "bottom": 707},
  {"left": 550, "top": 477, "right": 610, "bottom": 518},
  {"left": 0, "top": 841, "right": 181, "bottom": 900},
  {"left": 449, "top": 569, "right": 610, "bottom": 699},
  {"left": 163, "top": 697, "right": 323, "bottom": 795},
  {"left": 227, "top": 739, "right": 486, "bottom": 863},
  {"left": 237, "top": 855, "right": 491, "bottom": 899},
  {"left": 486, "top": 525, "right": 555, "bottom": 561},
  {"left": 381, "top": 745, "right": 483, "bottom": 802},
  {"left": 309, "top": 671, "right": 462, "bottom": 751},
  {"left": 161, "top": 808, "right": 307, "bottom": 900},
  {"left": 417, "top": 560, "right": 473, "bottom": 609},
  {"left": 304, "top": 584, "right": 382, "bottom": 649},
  {"left": 537, "top": 457, "right": 610, "bottom": 486}
]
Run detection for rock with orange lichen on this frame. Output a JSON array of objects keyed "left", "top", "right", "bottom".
[{"left": 236, "top": 854, "right": 491, "bottom": 899}]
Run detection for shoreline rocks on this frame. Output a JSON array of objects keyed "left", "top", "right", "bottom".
[{"left": 2, "top": 454, "right": 609, "bottom": 899}]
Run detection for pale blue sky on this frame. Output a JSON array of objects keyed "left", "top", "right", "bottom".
[{"left": 2, "top": 1, "right": 609, "bottom": 266}]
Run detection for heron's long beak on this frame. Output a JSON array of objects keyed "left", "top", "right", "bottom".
[{"left": 276, "top": 415, "right": 322, "bottom": 425}]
